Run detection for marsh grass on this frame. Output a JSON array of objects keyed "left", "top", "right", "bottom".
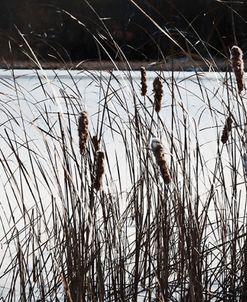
[
  {"left": 1, "top": 2, "right": 247, "bottom": 302},
  {"left": 1, "top": 67, "right": 247, "bottom": 302}
]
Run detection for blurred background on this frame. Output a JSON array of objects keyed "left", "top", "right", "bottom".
[{"left": 0, "top": 0, "right": 246, "bottom": 62}]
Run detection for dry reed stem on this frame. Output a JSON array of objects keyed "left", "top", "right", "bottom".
[
  {"left": 153, "top": 76, "right": 163, "bottom": 112},
  {"left": 94, "top": 150, "right": 105, "bottom": 190},
  {"left": 78, "top": 111, "right": 89, "bottom": 155},
  {"left": 140, "top": 66, "right": 147, "bottom": 96},
  {"left": 221, "top": 116, "right": 233, "bottom": 144},
  {"left": 151, "top": 138, "right": 171, "bottom": 184},
  {"left": 231, "top": 46, "right": 245, "bottom": 94}
]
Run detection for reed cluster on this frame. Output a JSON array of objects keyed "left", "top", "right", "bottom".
[{"left": 1, "top": 10, "right": 247, "bottom": 302}]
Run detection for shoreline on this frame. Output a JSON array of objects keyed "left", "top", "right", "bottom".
[{"left": 0, "top": 57, "right": 231, "bottom": 71}]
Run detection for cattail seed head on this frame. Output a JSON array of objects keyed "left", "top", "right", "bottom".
[
  {"left": 94, "top": 150, "right": 105, "bottom": 191},
  {"left": 221, "top": 116, "right": 233, "bottom": 144},
  {"left": 92, "top": 135, "right": 100, "bottom": 153},
  {"left": 151, "top": 138, "right": 171, "bottom": 184},
  {"left": 140, "top": 66, "right": 147, "bottom": 96},
  {"left": 231, "top": 46, "right": 245, "bottom": 94},
  {"left": 243, "top": 153, "right": 247, "bottom": 175},
  {"left": 153, "top": 77, "right": 163, "bottom": 112},
  {"left": 78, "top": 111, "right": 89, "bottom": 155}
]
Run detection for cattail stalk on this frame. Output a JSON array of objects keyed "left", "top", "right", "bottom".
[
  {"left": 153, "top": 77, "right": 163, "bottom": 112},
  {"left": 231, "top": 46, "right": 245, "bottom": 94},
  {"left": 78, "top": 111, "right": 89, "bottom": 155},
  {"left": 221, "top": 116, "right": 233, "bottom": 144},
  {"left": 140, "top": 66, "right": 147, "bottom": 96},
  {"left": 151, "top": 138, "right": 171, "bottom": 184},
  {"left": 94, "top": 150, "right": 105, "bottom": 191}
]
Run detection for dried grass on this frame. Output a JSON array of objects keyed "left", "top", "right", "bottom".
[{"left": 1, "top": 3, "right": 247, "bottom": 302}]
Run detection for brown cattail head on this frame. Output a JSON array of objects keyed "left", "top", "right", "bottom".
[
  {"left": 94, "top": 150, "right": 105, "bottom": 191},
  {"left": 153, "top": 77, "right": 163, "bottom": 112},
  {"left": 140, "top": 66, "right": 147, "bottom": 96},
  {"left": 92, "top": 135, "right": 100, "bottom": 153},
  {"left": 78, "top": 111, "right": 89, "bottom": 155},
  {"left": 231, "top": 46, "right": 245, "bottom": 94},
  {"left": 221, "top": 116, "right": 233, "bottom": 144},
  {"left": 151, "top": 138, "right": 171, "bottom": 184}
]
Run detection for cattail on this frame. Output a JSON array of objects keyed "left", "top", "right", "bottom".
[
  {"left": 92, "top": 135, "right": 100, "bottom": 152},
  {"left": 78, "top": 111, "right": 89, "bottom": 155},
  {"left": 151, "top": 138, "right": 171, "bottom": 184},
  {"left": 153, "top": 77, "right": 163, "bottom": 112},
  {"left": 231, "top": 46, "right": 245, "bottom": 94},
  {"left": 221, "top": 116, "right": 233, "bottom": 144},
  {"left": 140, "top": 66, "right": 147, "bottom": 96},
  {"left": 243, "top": 153, "right": 247, "bottom": 175},
  {"left": 94, "top": 150, "right": 105, "bottom": 191}
]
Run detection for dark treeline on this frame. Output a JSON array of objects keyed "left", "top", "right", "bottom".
[{"left": 0, "top": 0, "right": 247, "bottom": 62}]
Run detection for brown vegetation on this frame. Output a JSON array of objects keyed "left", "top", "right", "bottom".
[
  {"left": 221, "top": 116, "right": 233, "bottom": 144},
  {"left": 231, "top": 46, "right": 245, "bottom": 94},
  {"left": 78, "top": 111, "right": 89, "bottom": 155}
]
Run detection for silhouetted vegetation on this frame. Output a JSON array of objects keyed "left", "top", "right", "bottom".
[
  {"left": 2, "top": 2, "right": 247, "bottom": 301},
  {"left": 0, "top": 0, "right": 247, "bottom": 62}
]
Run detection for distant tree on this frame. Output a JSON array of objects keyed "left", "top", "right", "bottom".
[{"left": 0, "top": 0, "right": 246, "bottom": 62}]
